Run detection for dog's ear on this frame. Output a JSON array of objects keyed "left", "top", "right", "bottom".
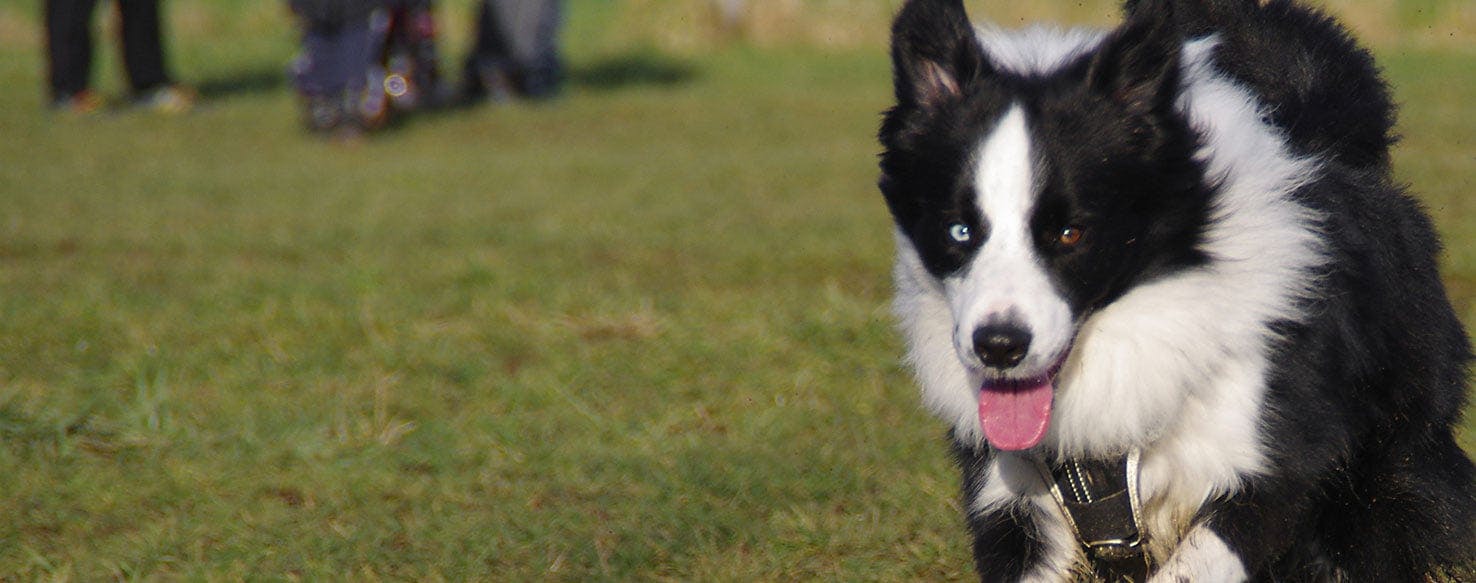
[
  {"left": 890, "top": 0, "right": 992, "bottom": 109},
  {"left": 1090, "top": 0, "right": 1184, "bottom": 119}
]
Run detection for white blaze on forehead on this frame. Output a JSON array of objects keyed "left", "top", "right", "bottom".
[
  {"left": 945, "top": 105, "right": 1074, "bottom": 377},
  {"left": 976, "top": 106, "right": 1036, "bottom": 242}
]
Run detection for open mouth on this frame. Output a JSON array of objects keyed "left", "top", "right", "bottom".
[{"left": 978, "top": 359, "right": 1066, "bottom": 451}]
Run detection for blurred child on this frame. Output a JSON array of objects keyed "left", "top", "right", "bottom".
[
  {"left": 288, "top": 0, "right": 445, "bottom": 139},
  {"left": 288, "top": 0, "right": 380, "bottom": 138}
]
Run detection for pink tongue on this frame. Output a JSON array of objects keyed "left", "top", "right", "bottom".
[{"left": 978, "top": 379, "right": 1054, "bottom": 451}]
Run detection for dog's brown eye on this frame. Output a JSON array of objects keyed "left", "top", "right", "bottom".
[{"left": 1058, "top": 226, "right": 1084, "bottom": 247}]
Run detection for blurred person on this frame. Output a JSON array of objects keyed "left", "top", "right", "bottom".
[
  {"left": 289, "top": 0, "right": 447, "bottom": 140},
  {"left": 462, "top": 0, "right": 564, "bottom": 103},
  {"left": 288, "top": 0, "right": 382, "bottom": 139},
  {"left": 43, "top": 0, "right": 196, "bottom": 113}
]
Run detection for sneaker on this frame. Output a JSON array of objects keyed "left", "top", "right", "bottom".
[
  {"left": 462, "top": 62, "right": 514, "bottom": 106},
  {"left": 134, "top": 85, "right": 197, "bottom": 114},
  {"left": 302, "top": 94, "right": 343, "bottom": 134},
  {"left": 51, "top": 90, "right": 105, "bottom": 114},
  {"left": 300, "top": 91, "right": 372, "bottom": 143}
]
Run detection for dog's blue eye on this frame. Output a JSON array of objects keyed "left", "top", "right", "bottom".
[{"left": 948, "top": 223, "right": 972, "bottom": 243}]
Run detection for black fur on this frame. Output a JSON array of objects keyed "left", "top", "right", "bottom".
[
  {"left": 881, "top": 0, "right": 1476, "bottom": 580},
  {"left": 1223, "top": 162, "right": 1476, "bottom": 579},
  {"left": 1126, "top": 0, "right": 1397, "bottom": 170},
  {"left": 952, "top": 441, "right": 1051, "bottom": 582}
]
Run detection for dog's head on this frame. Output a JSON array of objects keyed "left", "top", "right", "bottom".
[{"left": 878, "top": 0, "right": 1215, "bottom": 452}]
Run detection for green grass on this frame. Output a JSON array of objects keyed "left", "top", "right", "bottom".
[{"left": 0, "top": 1, "right": 1472, "bottom": 579}]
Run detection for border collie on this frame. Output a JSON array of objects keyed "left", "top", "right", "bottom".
[{"left": 877, "top": 0, "right": 1476, "bottom": 580}]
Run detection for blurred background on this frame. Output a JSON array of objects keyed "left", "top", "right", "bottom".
[{"left": 0, "top": 0, "right": 1472, "bottom": 579}]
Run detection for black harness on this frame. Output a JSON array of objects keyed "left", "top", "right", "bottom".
[{"left": 1038, "top": 451, "right": 1155, "bottom": 582}]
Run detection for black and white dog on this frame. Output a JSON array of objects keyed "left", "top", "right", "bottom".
[{"left": 877, "top": 0, "right": 1476, "bottom": 580}]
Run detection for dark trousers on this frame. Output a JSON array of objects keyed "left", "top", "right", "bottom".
[
  {"left": 465, "top": 0, "right": 562, "bottom": 98},
  {"left": 291, "top": 18, "right": 375, "bottom": 97},
  {"left": 45, "top": 0, "right": 171, "bottom": 99}
]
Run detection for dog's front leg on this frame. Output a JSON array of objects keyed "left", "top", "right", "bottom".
[
  {"left": 1149, "top": 475, "right": 1328, "bottom": 582},
  {"left": 1148, "top": 525, "right": 1249, "bottom": 583}
]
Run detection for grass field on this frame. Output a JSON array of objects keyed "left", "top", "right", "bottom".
[{"left": 0, "top": 0, "right": 1472, "bottom": 579}]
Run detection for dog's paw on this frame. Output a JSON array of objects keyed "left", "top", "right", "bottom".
[{"left": 1149, "top": 527, "right": 1248, "bottom": 583}]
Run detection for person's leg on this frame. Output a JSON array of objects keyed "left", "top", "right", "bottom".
[
  {"left": 360, "top": 8, "right": 391, "bottom": 124},
  {"left": 293, "top": 21, "right": 340, "bottom": 132},
  {"left": 378, "top": 0, "right": 445, "bottom": 109},
  {"left": 44, "top": 0, "right": 100, "bottom": 101},
  {"left": 487, "top": 0, "right": 561, "bottom": 98},
  {"left": 525, "top": 0, "right": 562, "bottom": 97},
  {"left": 462, "top": 0, "right": 513, "bottom": 101},
  {"left": 404, "top": 0, "right": 445, "bottom": 105},
  {"left": 116, "top": 0, "right": 171, "bottom": 93},
  {"left": 298, "top": 17, "right": 379, "bottom": 135},
  {"left": 296, "top": 19, "right": 374, "bottom": 96},
  {"left": 294, "top": 22, "right": 333, "bottom": 97}
]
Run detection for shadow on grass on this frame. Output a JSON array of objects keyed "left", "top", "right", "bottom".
[
  {"left": 232, "top": 50, "right": 699, "bottom": 140},
  {"left": 367, "top": 51, "right": 699, "bottom": 134},
  {"left": 194, "top": 66, "right": 287, "bottom": 100},
  {"left": 569, "top": 52, "right": 699, "bottom": 93},
  {"left": 191, "top": 50, "right": 696, "bottom": 105}
]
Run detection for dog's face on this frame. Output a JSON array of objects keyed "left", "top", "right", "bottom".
[{"left": 879, "top": 0, "right": 1212, "bottom": 451}]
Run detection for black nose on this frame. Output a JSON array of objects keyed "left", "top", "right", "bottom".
[{"left": 973, "top": 325, "right": 1031, "bottom": 369}]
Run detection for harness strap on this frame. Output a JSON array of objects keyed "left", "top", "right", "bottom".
[{"left": 1040, "top": 451, "right": 1154, "bottom": 582}]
